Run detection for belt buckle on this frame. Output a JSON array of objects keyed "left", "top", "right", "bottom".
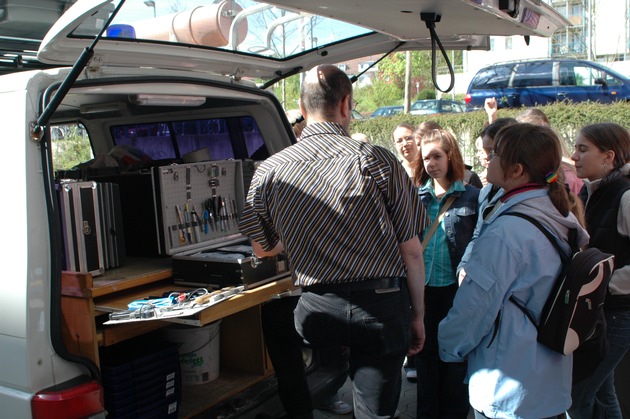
[
  {"left": 374, "top": 278, "right": 400, "bottom": 294},
  {"left": 374, "top": 286, "right": 400, "bottom": 294}
]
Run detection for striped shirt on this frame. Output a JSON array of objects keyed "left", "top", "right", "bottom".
[{"left": 239, "top": 122, "right": 424, "bottom": 287}]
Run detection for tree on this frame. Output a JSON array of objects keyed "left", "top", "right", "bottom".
[
  {"left": 52, "top": 123, "right": 93, "bottom": 170},
  {"left": 354, "top": 78, "right": 403, "bottom": 111}
]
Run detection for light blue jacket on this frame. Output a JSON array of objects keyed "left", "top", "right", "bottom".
[{"left": 438, "top": 188, "right": 589, "bottom": 419}]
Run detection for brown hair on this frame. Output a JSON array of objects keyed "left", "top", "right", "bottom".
[
  {"left": 414, "top": 120, "right": 442, "bottom": 143},
  {"left": 578, "top": 123, "right": 630, "bottom": 171},
  {"left": 300, "top": 65, "right": 352, "bottom": 118},
  {"left": 516, "top": 108, "right": 549, "bottom": 126},
  {"left": 494, "top": 123, "right": 584, "bottom": 224},
  {"left": 413, "top": 129, "right": 466, "bottom": 186}
]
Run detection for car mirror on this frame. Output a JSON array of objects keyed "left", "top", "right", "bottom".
[{"left": 594, "top": 77, "right": 607, "bottom": 86}]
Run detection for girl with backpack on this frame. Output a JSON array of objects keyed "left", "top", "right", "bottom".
[
  {"left": 438, "top": 123, "right": 588, "bottom": 419},
  {"left": 568, "top": 122, "right": 630, "bottom": 419}
]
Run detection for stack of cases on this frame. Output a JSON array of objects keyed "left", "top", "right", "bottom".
[
  {"left": 58, "top": 181, "right": 105, "bottom": 276},
  {"left": 58, "top": 180, "right": 126, "bottom": 276},
  {"left": 100, "top": 340, "right": 181, "bottom": 419}
]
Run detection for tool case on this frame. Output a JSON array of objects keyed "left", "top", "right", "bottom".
[
  {"left": 58, "top": 180, "right": 105, "bottom": 277},
  {"left": 88, "top": 160, "right": 285, "bottom": 288},
  {"left": 152, "top": 160, "right": 285, "bottom": 289}
]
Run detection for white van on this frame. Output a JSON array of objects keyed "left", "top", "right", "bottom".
[{"left": 0, "top": 0, "right": 567, "bottom": 417}]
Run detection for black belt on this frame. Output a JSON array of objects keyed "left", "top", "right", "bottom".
[{"left": 304, "top": 277, "right": 402, "bottom": 294}]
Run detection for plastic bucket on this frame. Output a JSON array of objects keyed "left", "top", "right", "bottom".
[{"left": 163, "top": 320, "right": 221, "bottom": 385}]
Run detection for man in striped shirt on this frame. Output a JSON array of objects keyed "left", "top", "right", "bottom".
[{"left": 240, "top": 64, "right": 426, "bottom": 418}]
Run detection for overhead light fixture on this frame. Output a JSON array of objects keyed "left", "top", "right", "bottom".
[
  {"left": 129, "top": 94, "right": 206, "bottom": 106},
  {"left": 80, "top": 102, "right": 125, "bottom": 114}
]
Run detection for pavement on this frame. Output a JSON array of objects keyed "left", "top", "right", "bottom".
[
  {"left": 197, "top": 362, "right": 477, "bottom": 419},
  {"left": 201, "top": 367, "right": 432, "bottom": 419}
]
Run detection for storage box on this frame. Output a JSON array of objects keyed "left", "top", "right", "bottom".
[
  {"left": 58, "top": 180, "right": 105, "bottom": 277},
  {"left": 100, "top": 337, "right": 181, "bottom": 418},
  {"left": 172, "top": 243, "right": 286, "bottom": 289}
]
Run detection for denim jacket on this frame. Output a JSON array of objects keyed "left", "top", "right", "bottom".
[{"left": 419, "top": 181, "right": 480, "bottom": 275}]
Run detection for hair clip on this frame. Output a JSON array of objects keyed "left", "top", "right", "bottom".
[{"left": 545, "top": 170, "right": 558, "bottom": 184}]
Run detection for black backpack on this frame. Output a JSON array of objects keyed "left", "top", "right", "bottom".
[{"left": 503, "top": 213, "right": 615, "bottom": 356}]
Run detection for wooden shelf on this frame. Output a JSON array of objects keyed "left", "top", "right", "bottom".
[
  {"left": 61, "top": 259, "right": 294, "bottom": 417},
  {"left": 179, "top": 370, "right": 272, "bottom": 418},
  {"left": 91, "top": 257, "right": 172, "bottom": 298}
]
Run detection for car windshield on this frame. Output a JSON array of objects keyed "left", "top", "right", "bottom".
[
  {"left": 411, "top": 100, "right": 438, "bottom": 110},
  {"left": 73, "top": 0, "right": 373, "bottom": 61}
]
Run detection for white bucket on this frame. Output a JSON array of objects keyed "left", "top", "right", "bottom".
[{"left": 163, "top": 320, "right": 221, "bottom": 385}]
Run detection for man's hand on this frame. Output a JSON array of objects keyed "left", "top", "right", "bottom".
[
  {"left": 407, "top": 316, "right": 425, "bottom": 356},
  {"left": 484, "top": 97, "right": 498, "bottom": 124}
]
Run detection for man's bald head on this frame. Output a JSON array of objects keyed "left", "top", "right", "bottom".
[{"left": 300, "top": 65, "right": 353, "bottom": 121}]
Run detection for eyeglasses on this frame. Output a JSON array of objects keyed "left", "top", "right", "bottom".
[
  {"left": 394, "top": 135, "right": 414, "bottom": 144},
  {"left": 487, "top": 150, "right": 499, "bottom": 159}
]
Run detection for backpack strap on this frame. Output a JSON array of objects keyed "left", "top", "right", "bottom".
[
  {"left": 499, "top": 212, "right": 574, "bottom": 329},
  {"left": 502, "top": 212, "right": 574, "bottom": 263}
]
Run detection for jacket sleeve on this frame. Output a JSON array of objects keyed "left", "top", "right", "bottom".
[
  {"left": 609, "top": 189, "right": 630, "bottom": 295},
  {"left": 438, "top": 226, "right": 520, "bottom": 362}
]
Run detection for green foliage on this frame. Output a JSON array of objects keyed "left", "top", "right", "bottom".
[
  {"left": 350, "top": 101, "right": 630, "bottom": 172},
  {"left": 52, "top": 124, "right": 93, "bottom": 170},
  {"left": 415, "top": 89, "right": 436, "bottom": 100},
  {"left": 270, "top": 74, "right": 301, "bottom": 109},
  {"left": 354, "top": 78, "right": 403, "bottom": 112}
]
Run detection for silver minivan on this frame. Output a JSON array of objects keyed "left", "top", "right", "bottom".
[{"left": 0, "top": 0, "right": 567, "bottom": 417}]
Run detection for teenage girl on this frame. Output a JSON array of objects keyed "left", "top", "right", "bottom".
[
  {"left": 568, "top": 122, "right": 630, "bottom": 419},
  {"left": 412, "top": 129, "right": 479, "bottom": 419},
  {"left": 439, "top": 123, "right": 588, "bottom": 419}
]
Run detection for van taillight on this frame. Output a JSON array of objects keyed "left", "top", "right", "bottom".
[
  {"left": 31, "top": 379, "right": 104, "bottom": 419},
  {"left": 464, "top": 94, "right": 472, "bottom": 104}
]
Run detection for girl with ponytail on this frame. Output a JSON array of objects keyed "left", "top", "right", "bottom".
[{"left": 438, "top": 123, "right": 589, "bottom": 419}]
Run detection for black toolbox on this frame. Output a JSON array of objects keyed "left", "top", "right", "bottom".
[{"left": 172, "top": 243, "right": 287, "bottom": 289}]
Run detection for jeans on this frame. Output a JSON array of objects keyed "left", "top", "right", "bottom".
[
  {"left": 569, "top": 309, "right": 630, "bottom": 419},
  {"left": 261, "top": 297, "right": 314, "bottom": 419},
  {"left": 294, "top": 279, "right": 411, "bottom": 419},
  {"left": 416, "top": 284, "right": 469, "bottom": 419}
]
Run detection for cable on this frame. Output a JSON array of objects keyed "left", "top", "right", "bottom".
[{"left": 420, "top": 13, "right": 455, "bottom": 94}]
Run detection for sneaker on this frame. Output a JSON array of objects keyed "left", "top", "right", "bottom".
[
  {"left": 317, "top": 399, "right": 353, "bottom": 415},
  {"left": 405, "top": 368, "right": 417, "bottom": 382}
]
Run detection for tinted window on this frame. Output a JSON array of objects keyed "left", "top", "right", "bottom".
[
  {"left": 471, "top": 64, "right": 513, "bottom": 89},
  {"left": 567, "top": 63, "right": 624, "bottom": 87},
  {"left": 512, "top": 62, "right": 553, "bottom": 87},
  {"left": 111, "top": 116, "right": 267, "bottom": 162}
]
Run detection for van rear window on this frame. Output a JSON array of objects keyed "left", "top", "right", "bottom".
[{"left": 111, "top": 116, "right": 268, "bottom": 162}]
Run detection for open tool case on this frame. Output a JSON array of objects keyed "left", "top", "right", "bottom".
[{"left": 154, "top": 160, "right": 286, "bottom": 289}]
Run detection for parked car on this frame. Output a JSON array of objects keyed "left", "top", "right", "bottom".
[
  {"left": 410, "top": 99, "right": 465, "bottom": 115},
  {"left": 0, "top": 0, "right": 568, "bottom": 417},
  {"left": 352, "top": 109, "right": 366, "bottom": 119},
  {"left": 370, "top": 105, "right": 404, "bottom": 118},
  {"left": 465, "top": 58, "right": 630, "bottom": 111}
]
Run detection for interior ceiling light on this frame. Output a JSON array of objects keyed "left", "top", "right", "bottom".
[{"left": 129, "top": 94, "right": 206, "bottom": 106}]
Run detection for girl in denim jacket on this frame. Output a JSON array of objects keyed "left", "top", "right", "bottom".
[{"left": 412, "top": 129, "right": 479, "bottom": 419}]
